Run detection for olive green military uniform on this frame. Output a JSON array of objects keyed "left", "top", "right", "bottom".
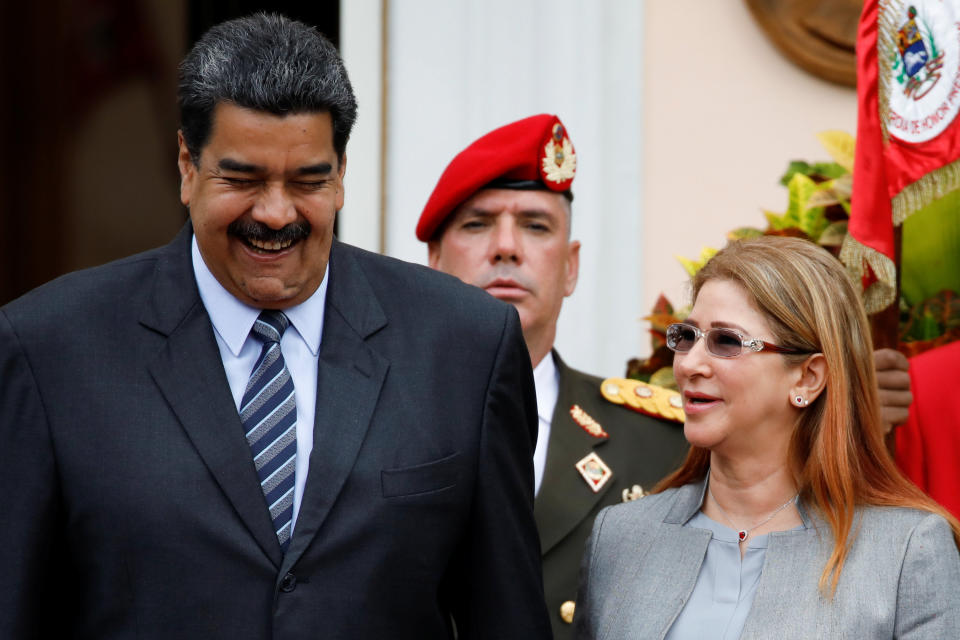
[{"left": 534, "top": 352, "right": 689, "bottom": 639}]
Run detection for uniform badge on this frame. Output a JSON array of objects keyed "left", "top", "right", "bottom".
[
  {"left": 622, "top": 484, "right": 647, "bottom": 502},
  {"left": 600, "top": 377, "right": 685, "bottom": 423},
  {"left": 540, "top": 122, "right": 576, "bottom": 187},
  {"left": 569, "top": 404, "right": 608, "bottom": 438},
  {"left": 575, "top": 452, "right": 613, "bottom": 493},
  {"left": 559, "top": 600, "right": 576, "bottom": 624}
]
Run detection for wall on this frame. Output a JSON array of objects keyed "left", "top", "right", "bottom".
[
  {"left": 344, "top": 0, "right": 647, "bottom": 376},
  {"left": 342, "top": 0, "right": 859, "bottom": 373},
  {"left": 642, "top": 1, "right": 857, "bottom": 336}
]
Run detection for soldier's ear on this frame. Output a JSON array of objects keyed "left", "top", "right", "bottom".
[
  {"left": 564, "top": 240, "right": 580, "bottom": 297},
  {"left": 427, "top": 240, "right": 442, "bottom": 269}
]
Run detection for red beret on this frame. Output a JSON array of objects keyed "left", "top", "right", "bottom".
[{"left": 416, "top": 114, "right": 576, "bottom": 241}]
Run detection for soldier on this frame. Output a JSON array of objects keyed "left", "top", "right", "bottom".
[{"left": 417, "top": 114, "right": 688, "bottom": 638}]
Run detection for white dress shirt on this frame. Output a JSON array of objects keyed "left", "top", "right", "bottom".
[
  {"left": 191, "top": 236, "right": 327, "bottom": 535},
  {"left": 532, "top": 352, "right": 560, "bottom": 496}
]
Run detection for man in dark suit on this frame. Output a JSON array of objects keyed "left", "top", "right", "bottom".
[
  {"left": 0, "top": 14, "right": 551, "bottom": 639},
  {"left": 416, "top": 115, "right": 689, "bottom": 639}
]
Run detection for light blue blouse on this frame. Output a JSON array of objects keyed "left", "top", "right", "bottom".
[{"left": 664, "top": 511, "right": 800, "bottom": 640}]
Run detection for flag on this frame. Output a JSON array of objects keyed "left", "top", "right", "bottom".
[{"left": 845, "top": 0, "right": 960, "bottom": 313}]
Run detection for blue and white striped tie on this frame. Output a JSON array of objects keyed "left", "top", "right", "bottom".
[{"left": 241, "top": 311, "right": 297, "bottom": 552}]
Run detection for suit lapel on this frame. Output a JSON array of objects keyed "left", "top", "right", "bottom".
[
  {"left": 142, "top": 225, "right": 284, "bottom": 568},
  {"left": 281, "top": 242, "right": 389, "bottom": 572},
  {"left": 535, "top": 352, "right": 614, "bottom": 555}
]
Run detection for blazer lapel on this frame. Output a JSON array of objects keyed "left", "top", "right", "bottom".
[
  {"left": 535, "top": 352, "right": 614, "bottom": 555},
  {"left": 614, "top": 522, "right": 711, "bottom": 640},
  {"left": 142, "top": 224, "right": 283, "bottom": 568},
  {"left": 739, "top": 502, "right": 826, "bottom": 640},
  {"left": 614, "top": 482, "right": 712, "bottom": 640},
  {"left": 281, "top": 242, "right": 389, "bottom": 571}
]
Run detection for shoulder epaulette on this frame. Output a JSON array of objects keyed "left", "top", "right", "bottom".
[{"left": 599, "top": 377, "right": 685, "bottom": 424}]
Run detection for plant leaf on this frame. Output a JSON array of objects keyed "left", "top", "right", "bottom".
[
  {"left": 818, "top": 220, "right": 848, "bottom": 247},
  {"left": 780, "top": 160, "right": 813, "bottom": 186},
  {"left": 648, "top": 293, "right": 674, "bottom": 317},
  {"left": 764, "top": 209, "right": 791, "bottom": 231},
  {"left": 675, "top": 247, "right": 718, "bottom": 277},
  {"left": 816, "top": 130, "right": 855, "bottom": 172},
  {"left": 785, "top": 173, "right": 817, "bottom": 229},
  {"left": 727, "top": 226, "right": 765, "bottom": 241}
]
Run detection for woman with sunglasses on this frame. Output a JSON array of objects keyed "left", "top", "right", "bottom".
[{"left": 574, "top": 236, "right": 960, "bottom": 639}]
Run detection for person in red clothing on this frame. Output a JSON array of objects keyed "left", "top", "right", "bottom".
[{"left": 896, "top": 340, "right": 960, "bottom": 519}]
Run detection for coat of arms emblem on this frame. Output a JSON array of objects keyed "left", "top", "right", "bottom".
[
  {"left": 885, "top": 1, "right": 960, "bottom": 144},
  {"left": 896, "top": 5, "right": 944, "bottom": 100}
]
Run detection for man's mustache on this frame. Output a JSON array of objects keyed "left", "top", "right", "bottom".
[
  {"left": 228, "top": 219, "right": 312, "bottom": 244},
  {"left": 475, "top": 265, "right": 536, "bottom": 292}
]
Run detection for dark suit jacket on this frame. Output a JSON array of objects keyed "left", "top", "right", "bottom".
[
  {"left": 534, "top": 354, "right": 688, "bottom": 640},
  {"left": 0, "top": 225, "right": 551, "bottom": 639}
]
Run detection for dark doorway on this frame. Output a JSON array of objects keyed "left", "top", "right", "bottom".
[
  {"left": 1, "top": 1, "right": 340, "bottom": 306},
  {"left": 189, "top": 2, "right": 340, "bottom": 49}
]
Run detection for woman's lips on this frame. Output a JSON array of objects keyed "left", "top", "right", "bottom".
[{"left": 683, "top": 391, "right": 722, "bottom": 415}]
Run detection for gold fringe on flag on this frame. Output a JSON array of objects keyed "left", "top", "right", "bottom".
[
  {"left": 845, "top": 0, "right": 960, "bottom": 313},
  {"left": 892, "top": 159, "right": 960, "bottom": 224},
  {"left": 877, "top": 0, "right": 900, "bottom": 146},
  {"left": 839, "top": 233, "right": 898, "bottom": 314}
]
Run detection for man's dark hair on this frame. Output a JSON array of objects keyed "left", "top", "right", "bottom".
[{"left": 178, "top": 13, "right": 357, "bottom": 164}]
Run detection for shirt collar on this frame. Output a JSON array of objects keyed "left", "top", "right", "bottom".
[
  {"left": 191, "top": 235, "right": 328, "bottom": 356},
  {"left": 532, "top": 351, "right": 560, "bottom": 423}
]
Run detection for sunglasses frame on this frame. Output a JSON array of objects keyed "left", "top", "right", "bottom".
[{"left": 665, "top": 322, "right": 804, "bottom": 358}]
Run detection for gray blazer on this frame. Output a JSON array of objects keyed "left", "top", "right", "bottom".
[{"left": 575, "top": 478, "right": 960, "bottom": 639}]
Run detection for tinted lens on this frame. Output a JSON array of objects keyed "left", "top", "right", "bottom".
[
  {"left": 666, "top": 324, "right": 698, "bottom": 352},
  {"left": 706, "top": 328, "right": 743, "bottom": 357}
]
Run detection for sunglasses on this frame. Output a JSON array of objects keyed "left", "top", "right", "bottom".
[{"left": 665, "top": 322, "right": 806, "bottom": 359}]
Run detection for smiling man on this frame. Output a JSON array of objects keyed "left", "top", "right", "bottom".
[
  {"left": 0, "top": 14, "right": 550, "bottom": 639},
  {"left": 417, "top": 115, "right": 690, "bottom": 639}
]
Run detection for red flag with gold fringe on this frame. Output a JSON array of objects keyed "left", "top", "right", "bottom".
[{"left": 846, "top": 0, "right": 960, "bottom": 314}]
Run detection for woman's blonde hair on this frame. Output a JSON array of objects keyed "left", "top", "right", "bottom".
[{"left": 655, "top": 236, "right": 960, "bottom": 593}]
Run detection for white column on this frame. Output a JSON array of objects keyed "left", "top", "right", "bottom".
[
  {"left": 382, "top": 0, "right": 647, "bottom": 377},
  {"left": 339, "top": 0, "right": 385, "bottom": 253}
]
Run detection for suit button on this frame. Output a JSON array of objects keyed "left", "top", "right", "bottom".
[
  {"left": 560, "top": 600, "right": 575, "bottom": 624},
  {"left": 280, "top": 573, "right": 297, "bottom": 592}
]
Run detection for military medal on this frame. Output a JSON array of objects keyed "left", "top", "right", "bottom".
[
  {"left": 569, "top": 404, "right": 608, "bottom": 438},
  {"left": 622, "top": 484, "right": 647, "bottom": 502},
  {"left": 575, "top": 452, "right": 613, "bottom": 493}
]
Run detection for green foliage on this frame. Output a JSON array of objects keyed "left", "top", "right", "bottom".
[
  {"left": 900, "top": 290, "right": 960, "bottom": 342},
  {"left": 765, "top": 173, "right": 830, "bottom": 240},
  {"left": 676, "top": 247, "right": 718, "bottom": 277},
  {"left": 779, "top": 161, "right": 847, "bottom": 186},
  {"left": 727, "top": 227, "right": 765, "bottom": 241}
]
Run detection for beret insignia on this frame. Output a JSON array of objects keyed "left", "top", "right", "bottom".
[{"left": 541, "top": 122, "right": 576, "bottom": 187}]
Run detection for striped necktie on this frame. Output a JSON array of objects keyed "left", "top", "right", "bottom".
[{"left": 241, "top": 310, "right": 297, "bottom": 552}]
